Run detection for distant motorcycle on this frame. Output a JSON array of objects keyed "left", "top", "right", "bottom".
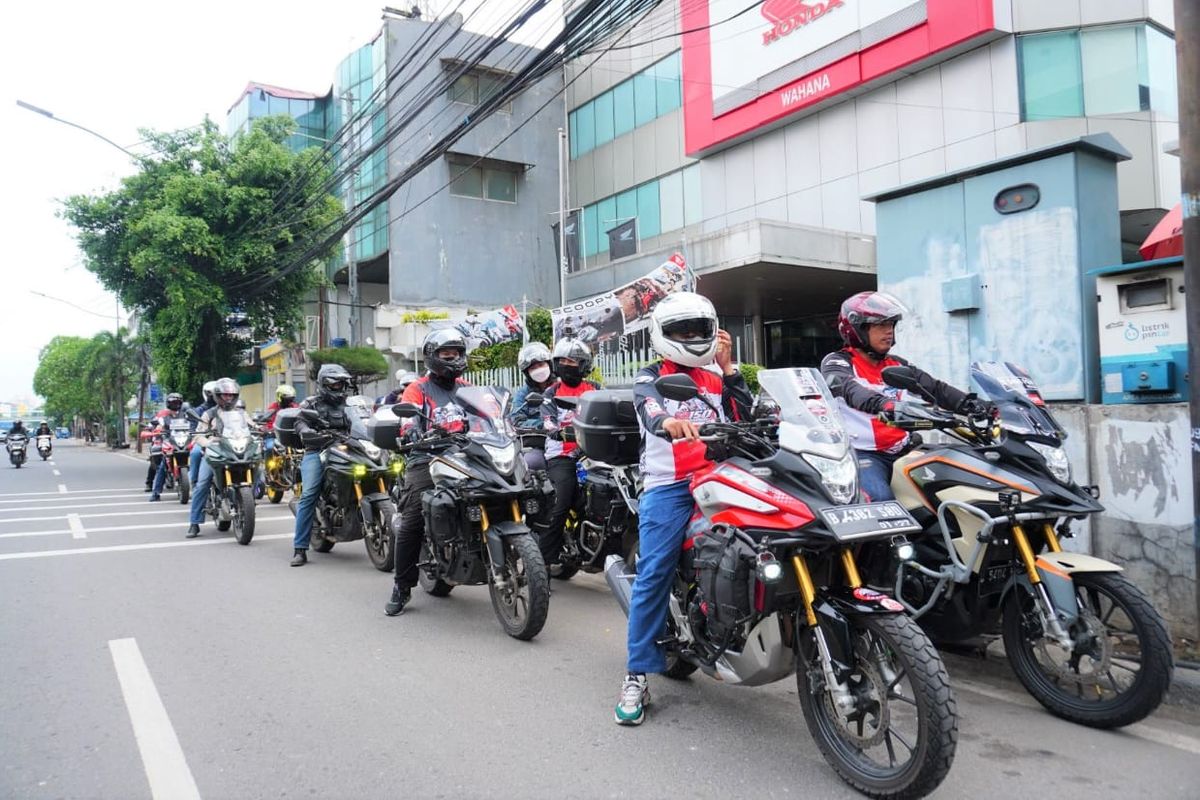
[
  {"left": 7, "top": 435, "right": 29, "bottom": 468},
  {"left": 36, "top": 434, "right": 52, "bottom": 460}
]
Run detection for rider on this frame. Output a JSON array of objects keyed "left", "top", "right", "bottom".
[
  {"left": 509, "top": 342, "right": 554, "bottom": 430},
  {"left": 35, "top": 421, "right": 52, "bottom": 437},
  {"left": 148, "top": 392, "right": 186, "bottom": 501},
  {"left": 536, "top": 337, "right": 599, "bottom": 568},
  {"left": 820, "top": 291, "right": 989, "bottom": 501},
  {"left": 385, "top": 329, "right": 471, "bottom": 616},
  {"left": 185, "top": 379, "right": 240, "bottom": 538},
  {"left": 289, "top": 365, "right": 354, "bottom": 567},
  {"left": 6, "top": 420, "right": 28, "bottom": 446},
  {"left": 187, "top": 380, "right": 218, "bottom": 492},
  {"left": 615, "top": 292, "right": 752, "bottom": 726},
  {"left": 382, "top": 370, "right": 420, "bottom": 406}
]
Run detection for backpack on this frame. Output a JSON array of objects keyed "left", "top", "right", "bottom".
[{"left": 692, "top": 525, "right": 757, "bottom": 642}]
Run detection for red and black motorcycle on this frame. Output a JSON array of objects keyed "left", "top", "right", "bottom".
[{"left": 605, "top": 368, "right": 957, "bottom": 799}]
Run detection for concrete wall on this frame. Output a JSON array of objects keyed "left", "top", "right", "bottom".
[{"left": 1054, "top": 402, "right": 1196, "bottom": 638}]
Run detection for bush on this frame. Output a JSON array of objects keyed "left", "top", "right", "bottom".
[
  {"left": 739, "top": 363, "right": 764, "bottom": 394},
  {"left": 307, "top": 346, "right": 388, "bottom": 386},
  {"left": 401, "top": 309, "right": 450, "bottom": 324}
]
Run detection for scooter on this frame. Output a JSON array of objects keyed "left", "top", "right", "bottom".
[{"left": 36, "top": 435, "right": 52, "bottom": 460}]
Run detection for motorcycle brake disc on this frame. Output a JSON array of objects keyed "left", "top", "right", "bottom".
[
  {"left": 1033, "top": 609, "right": 1111, "bottom": 684},
  {"left": 824, "top": 656, "right": 890, "bottom": 749}
]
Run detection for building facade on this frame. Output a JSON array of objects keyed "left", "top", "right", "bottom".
[{"left": 563, "top": 0, "right": 1180, "bottom": 367}]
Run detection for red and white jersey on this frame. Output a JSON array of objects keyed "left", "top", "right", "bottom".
[
  {"left": 634, "top": 361, "right": 753, "bottom": 490},
  {"left": 542, "top": 380, "right": 599, "bottom": 460}
]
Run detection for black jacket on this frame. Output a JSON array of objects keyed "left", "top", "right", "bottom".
[{"left": 293, "top": 395, "right": 352, "bottom": 452}]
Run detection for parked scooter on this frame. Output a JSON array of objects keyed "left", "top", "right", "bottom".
[{"left": 856, "top": 360, "right": 1173, "bottom": 729}]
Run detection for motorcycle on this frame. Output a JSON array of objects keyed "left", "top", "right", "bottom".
[
  {"left": 604, "top": 369, "right": 957, "bottom": 799},
  {"left": 279, "top": 396, "right": 399, "bottom": 571},
  {"left": 199, "top": 409, "right": 260, "bottom": 545},
  {"left": 855, "top": 360, "right": 1173, "bottom": 729},
  {"left": 164, "top": 418, "right": 192, "bottom": 504},
  {"left": 7, "top": 434, "right": 28, "bottom": 468},
  {"left": 381, "top": 386, "right": 551, "bottom": 641},
  {"left": 36, "top": 434, "right": 52, "bottom": 460},
  {"left": 256, "top": 409, "right": 301, "bottom": 504}
]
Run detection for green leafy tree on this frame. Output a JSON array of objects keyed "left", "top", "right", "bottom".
[
  {"left": 33, "top": 336, "right": 105, "bottom": 425},
  {"left": 61, "top": 116, "right": 343, "bottom": 395},
  {"left": 306, "top": 346, "right": 388, "bottom": 389}
]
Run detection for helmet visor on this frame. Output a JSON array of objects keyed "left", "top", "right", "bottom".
[{"left": 663, "top": 318, "right": 715, "bottom": 342}]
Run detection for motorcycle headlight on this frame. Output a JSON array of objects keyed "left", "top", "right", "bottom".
[
  {"left": 1028, "top": 441, "right": 1071, "bottom": 484},
  {"left": 228, "top": 436, "right": 249, "bottom": 454},
  {"left": 389, "top": 459, "right": 404, "bottom": 476},
  {"left": 430, "top": 457, "right": 471, "bottom": 484},
  {"left": 360, "top": 439, "right": 382, "bottom": 460},
  {"left": 173, "top": 433, "right": 189, "bottom": 447},
  {"left": 804, "top": 452, "right": 859, "bottom": 505},
  {"left": 483, "top": 442, "right": 517, "bottom": 474}
]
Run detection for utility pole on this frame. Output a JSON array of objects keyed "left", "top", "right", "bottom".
[
  {"left": 344, "top": 91, "right": 360, "bottom": 346},
  {"left": 1175, "top": 0, "right": 1200, "bottom": 632},
  {"left": 558, "top": 127, "right": 568, "bottom": 308}
]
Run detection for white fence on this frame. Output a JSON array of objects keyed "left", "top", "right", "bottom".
[{"left": 466, "top": 346, "right": 656, "bottom": 389}]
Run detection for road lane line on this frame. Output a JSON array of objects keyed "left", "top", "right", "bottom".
[
  {"left": 0, "top": 487, "right": 148, "bottom": 498},
  {"left": 0, "top": 496, "right": 166, "bottom": 510},
  {"left": 0, "top": 532, "right": 293, "bottom": 560},
  {"left": 0, "top": 500, "right": 195, "bottom": 514},
  {"left": 114, "top": 453, "right": 149, "bottom": 465},
  {"left": 0, "top": 515, "right": 293, "bottom": 539},
  {"left": 108, "top": 638, "right": 202, "bottom": 800},
  {"left": 52, "top": 469, "right": 62, "bottom": 476},
  {"left": 67, "top": 513, "right": 86, "bottom": 539},
  {"left": 57, "top": 484, "right": 67, "bottom": 494},
  {"left": 1, "top": 509, "right": 201, "bottom": 524}
]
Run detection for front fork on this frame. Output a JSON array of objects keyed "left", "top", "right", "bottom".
[
  {"left": 1011, "top": 522, "right": 1075, "bottom": 647},
  {"left": 793, "top": 548, "right": 871, "bottom": 715}
]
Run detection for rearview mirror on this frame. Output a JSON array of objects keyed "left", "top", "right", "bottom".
[
  {"left": 524, "top": 392, "right": 544, "bottom": 407},
  {"left": 881, "top": 366, "right": 938, "bottom": 403},
  {"left": 391, "top": 402, "right": 422, "bottom": 419},
  {"left": 655, "top": 374, "right": 700, "bottom": 402},
  {"left": 553, "top": 395, "right": 579, "bottom": 410}
]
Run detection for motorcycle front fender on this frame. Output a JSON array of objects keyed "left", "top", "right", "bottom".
[
  {"left": 485, "top": 520, "right": 531, "bottom": 570},
  {"left": 1036, "top": 551, "right": 1123, "bottom": 575},
  {"left": 812, "top": 589, "right": 907, "bottom": 671},
  {"left": 1002, "top": 569, "right": 1080, "bottom": 626},
  {"left": 358, "top": 492, "right": 393, "bottom": 523}
]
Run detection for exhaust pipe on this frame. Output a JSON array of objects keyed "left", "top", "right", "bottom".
[{"left": 604, "top": 555, "right": 636, "bottom": 617}]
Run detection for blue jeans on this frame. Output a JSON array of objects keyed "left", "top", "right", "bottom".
[
  {"left": 627, "top": 480, "right": 694, "bottom": 674},
  {"left": 188, "top": 443, "right": 203, "bottom": 486},
  {"left": 858, "top": 450, "right": 898, "bottom": 502},
  {"left": 189, "top": 458, "right": 214, "bottom": 525},
  {"left": 152, "top": 456, "right": 169, "bottom": 496},
  {"left": 292, "top": 452, "right": 325, "bottom": 550}
]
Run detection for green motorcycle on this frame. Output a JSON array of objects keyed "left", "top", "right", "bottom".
[{"left": 202, "top": 409, "right": 261, "bottom": 545}]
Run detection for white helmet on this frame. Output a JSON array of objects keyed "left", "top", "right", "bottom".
[
  {"left": 517, "top": 342, "right": 552, "bottom": 373},
  {"left": 650, "top": 292, "right": 718, "bottom": 368}
]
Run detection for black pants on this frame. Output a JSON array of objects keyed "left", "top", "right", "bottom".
[
  {"left": 393, "top": 463, "right": 434, "bottom": 591},
  {"left": 540, "top": 456, "right": 579, "bottom": 565}
]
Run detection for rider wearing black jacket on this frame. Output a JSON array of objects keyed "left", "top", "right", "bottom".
[{"left": 289, "top": 364, "right": 354, "bottom": 566}]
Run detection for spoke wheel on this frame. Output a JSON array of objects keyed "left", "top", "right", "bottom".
[
  {"left": 488, "top": 534, "right": 549, "bottom": 641},
  {"left": 364, "top": 504, "right": 395, "bottom": 572}
]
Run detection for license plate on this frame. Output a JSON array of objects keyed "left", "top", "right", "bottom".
[{"left": 818, "top": 502, "right": 922, "bottom": 541}]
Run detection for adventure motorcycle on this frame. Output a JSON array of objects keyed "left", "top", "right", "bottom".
[
  {"left": 255, "top": 409, "right": 300, "bottom": 504},
  {"left": 164, "top": 418, "right": 192, "bottom": 504},
  {"left": 380, "top": 386, "right": 551, "bottom": 641},
  {"left": 36, "top": 434, "right": 52, "bottom": 460},
  {"left": 280, "top": 396, "right": 399, "bottom": 571},
  {"left": 856, "top": 360, "right": 1172, "bottom": 729},
  {"left": 199, "top": 409, "right": 260, "bottom": 545},
  {"left": 7, "top": 434, "right": 28, "bottom": 468},
  {"left": 605, "top": 369, "right": 957, "bottom": 798}
]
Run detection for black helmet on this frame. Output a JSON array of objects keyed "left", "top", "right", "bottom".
[
  {"left": 422, "top": 329, "right": 467, "bottom": 381},
  {"left": 552, "top": 337, "right": 592, "bottom": 386},
  {"left": 317, "top": 364, "right": 352, "bottom": 404},
  {"left": 165, "top": 392, "right": 183, "bottom": 412},
  {"left": 213, "top": 378, "right": 240, "bottom": 411}
]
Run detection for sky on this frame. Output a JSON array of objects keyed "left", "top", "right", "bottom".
[{"left": 0, "top": 0, "right": 563, "bottom": 406}]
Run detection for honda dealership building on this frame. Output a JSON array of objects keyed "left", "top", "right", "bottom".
[{"left": 562, "top": 0, "right": 1179, "bottom": 366}]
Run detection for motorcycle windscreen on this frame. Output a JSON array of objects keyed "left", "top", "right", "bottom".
[
  {"left": 216, "top": 410, "right": 252, "bottom": 446},
  {"left": 345, "top": 395, "right": 374, "bottom": 439},
  {"left": 970, "top": 361, "right": 1064, "bottom": 440},
  {"left": 450, "top": 386, "right": 515, "bottom": 446},
  {"left": 756, "top": 368, "right": 852, "bottom": 461}
]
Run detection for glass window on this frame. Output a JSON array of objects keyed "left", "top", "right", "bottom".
[
  {"left": 594, "top": 90, "right": 615, "bottom": 148},
  {"left": 659, "top": 170, "right": 684, "bottom": 232},
  {"left": 637, "top": 181, "right": 661, "bottom": 239},
  {"left": 569, "top": 110, "right": 579, "bottom": 159},
  {"left": 449, "top": 73, "right": 477, "bottom": 105},
  {"left": 597, "top": 197, "right": 617, "bottom": 253},
  {"left": 683, "top": 164, "right": 702, "bottom": 226},
  {"left": 655, "top": 52, "right": 682, "bottom": 115},
  {"left": 1142, "top": 26, "right": 1178, "bottom": 118},
  {"left": 1018, "top": 31, "right": 1083, "bottom": 120},
  {"left": 576, "top": 100, "right": 596, "bottom": 155},
  {"left": 449, "top": 164, "right": 483, "bottom": 198},
  {"left": 485, "top": 168, "right": 517, "bottom": 202},
  {"left": 1081, "top": 27, "right": 1141, "bottom": 116},
  {"left": 583, "top": 203, "right": 599, "bottom": 257},
  {"left": 633, "top": 70, "right": 657, "bottom": 127},
  {"left": 615, "top": 189, "right": 637, "bottom": 226},
  {"left": 613, "top": 80, "right": 635, "bottom": 137},
  {"left": 478, "top": 73, "right": 513, "bottom": 113}
]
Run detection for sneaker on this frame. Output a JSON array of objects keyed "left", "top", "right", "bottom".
[
  {"left": 185, "top": 524, "right": 200, "bottom": 538},
  {"left": 384, "top": 586, "right": 410, "bottom": 616},
  {"left": 149, "top": 494, "right": 161, "bottom": 502},
  {"left": 614, "top": 673, "right": 649, "bottom": 726},
  {"left": 290, "top": 549, "right": 308, "bottom": 567},
  {"left": 143, "top": 485, "right": 152, "bottom": 493}
]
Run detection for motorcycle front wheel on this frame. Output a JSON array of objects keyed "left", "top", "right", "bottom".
[
  {"left": 488, "top": 533, "right": 549, "bottom": 641},
  {"left": 1002, "top": 571, "right": 1172, "bottom": 728},
  {"left": 231, "top": 486, "right": 255, "bottom": 545},
  {"left": 364, "top": 503, "right": 395, "bottom": 572},
  {"left": 798, "top": 613, "right": 957, "bottom": 800},
  {"left": 177, "top": 471, "right": 190, "bottom": 505}
]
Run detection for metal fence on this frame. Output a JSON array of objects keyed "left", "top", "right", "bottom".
[{"left": 466, "top": 345, "right": 657, "bottom": 389}]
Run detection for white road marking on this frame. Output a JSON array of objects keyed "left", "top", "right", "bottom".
[
  {"left": 52, "top": 469, "right": 61, "bottom": 476},
  {"left": 114, "top": 453, "right": 149, "bottom": 465},
  {"left": 67, "top": 513, "right": 86, "bottom": 539},
  {"left": 0, "top": 499, "right": 191, "bottom": 514},
  {"left": 0, "top": 487, "right": 148, "bottom": 498},
  {"left": 57, "top": 484, "right": 67, "bottom": 494},
  {"left": 0, "top": 495, "right": 163, "bottom": 510},
  {"left": 1, "top": 509, "right": 198, "bottom": 525},
  {"left": 108, "top": 638, "right": 202, "bottom": 800},
  {"left": 0, "top": 532, "right": 292, "bottom": 560},
  {"left": 0, "top": 515, "right": 293, "bottom": 540}
]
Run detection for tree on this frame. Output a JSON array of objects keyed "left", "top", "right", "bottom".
[
  {"left": 83, "top": 329, "right": 141, "bottom": 443},
  {"left": 33, "top": 336, "right": 104, "bottom": 425},
  {"left": 307, "top": 346, "right": 388, "bottom": 389},
  {"left": 61, "top": 116, "right": 343, "bottom": 396},
  {"left": 467, "top": 308, "right": 553, "bottom": 371}
]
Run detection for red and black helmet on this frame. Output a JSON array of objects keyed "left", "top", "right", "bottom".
[{"left": 837, "top": 291, "right": 906, "bottom": 351}]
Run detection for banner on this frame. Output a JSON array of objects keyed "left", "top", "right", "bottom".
[
  {"left": 606, "top": 218, "right": 638, "bottom": 260},
  {"left": 550, "top": 210, "right": 581, "bottom": 274},
  {"left": 453, "top": 304, "right": 525, "bottom": 351},
  {"left": 551, "top": 252, "right": 694, "bottom": 349}
]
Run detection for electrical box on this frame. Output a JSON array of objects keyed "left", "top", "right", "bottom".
[{"left": 1091, "top": 257, "right": 1188, "bottom": 404}]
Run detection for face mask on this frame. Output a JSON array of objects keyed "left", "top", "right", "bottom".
[{"left": 529, "top": 365, "right": 551, "bottom": 383}]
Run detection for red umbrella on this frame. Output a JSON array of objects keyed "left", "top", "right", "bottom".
[{"left": 1139, "top": 203, "right": 1183, "bottom": 261}]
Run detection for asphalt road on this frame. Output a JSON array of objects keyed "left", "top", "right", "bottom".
[{"left": 1, "top": 441, "right": 1198, "bottom": 800}]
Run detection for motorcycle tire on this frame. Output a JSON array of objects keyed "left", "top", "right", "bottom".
[
  {"left": 549, "top": 562, "right": 579, "bottom": 581},
  {"left": 488, "top": 533, "right": 550, "bottom": 641},
  {"left": 40, "top": 452, "right": 49, "bottom": 461},
  {"left": 418, "top": 541, "right": 454, "bottom": 596},
  {"left": 177, "top": 472, "right": 190, "bottom": 505},
  {"left": 232, "top": 486, "right": 255, "bottom": 545},
  {"left": 365, "top": 502, "right": 395, "bottom": 572},
  {"left": 312, "top": 528, "right": 335, "bottom": 553},
  {"left": 1002, "top": 571, "right": 1172, "bottom": 729},
  {"left": 797, "top": 613, "right": 957, "bottom": 800},
  {"left": 266, "top": 486, "right": 283, "bottom": 504}
]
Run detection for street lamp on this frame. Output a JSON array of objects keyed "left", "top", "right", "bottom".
[{"left": 16, "top": 99, "right": 143, "bottom": 161}]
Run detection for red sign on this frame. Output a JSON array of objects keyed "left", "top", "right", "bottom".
[{"left": 682, "top": 0, "right": 1001, "bottom": 157}]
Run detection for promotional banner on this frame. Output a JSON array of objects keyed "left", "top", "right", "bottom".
[
  {"left": 453, "top": 304, "right": 525, "bottom": 351},
  {"left": 551, "top": 253, "right": 693, "bottom": 348},
  {"left": 550, "top": 210, "right": 581, "bottom": 274},
  {"left": 606, "top": 218, "right": 639, "bottom": 260}
]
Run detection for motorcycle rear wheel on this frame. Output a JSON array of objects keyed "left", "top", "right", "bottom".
[
  {"left": 418, "top": 540, "right": 454, "bottom": 596},
  {"left": 1002, "top": 571, "right": 1172, "bottom": 729},
  {"left": 798, "top": 614, "right": 957, "bottom": 800},
  {"left": 488, "top": 533, "right": 550, "bottom": 641},
  {"left": 266, "top": 486, "right": 284, "bottom": 504},
  {"left": 232, "top": 486, "right": 255, "bottom": 545},
  {"left": 311, "top": 528, "right": 335, "bottom": 553}
]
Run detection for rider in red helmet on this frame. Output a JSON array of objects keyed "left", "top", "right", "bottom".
[{"left": 821, "top": 291, "right": 992, "bottom": 501}]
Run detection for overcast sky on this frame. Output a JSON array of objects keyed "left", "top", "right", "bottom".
[{"left": 0, "top": 0, "right": 562, "bottom": 406}]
